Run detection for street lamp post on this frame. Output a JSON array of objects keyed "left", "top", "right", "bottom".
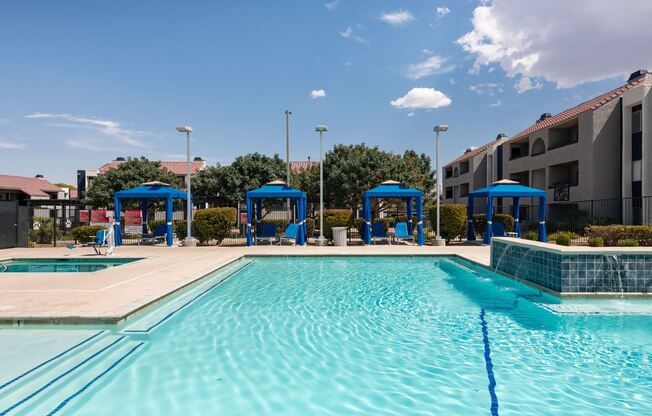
[
  {"left": 315, "top": 125, "right": 328, "bottom": 246},
  {"left": 176, "top": 125, "right": 196, "bottom": 247},
  {"left": 285, "top": 110, "right": 292, "bottom": 219},
  {"left": 433, "top": 124, "right": 448, "bottom": 246}
]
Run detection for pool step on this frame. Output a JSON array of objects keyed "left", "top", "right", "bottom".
[{"left": 0, "top": 334, "right": 142, "bottom": 416}]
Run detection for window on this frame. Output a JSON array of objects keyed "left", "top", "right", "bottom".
[
  {"left": 460, "top": 161, "right": 470, "bottom": 175},
  {"left": 453, "top": 167, "right": 459, "bottom": 177},
  {"left": 632, "top": 105, "right": 642, "bottom": 161},
  {"left": 460, "top": 183, "right": 470, "bottom": 197},
  {"left": 509, "top": 141, "right": 529, "bottom": 159},
  {"left": 445, "top": 187, "right": 453, "bottom": 199},
  {"left": 445, "top": 167, "right": 453, "bottom": 178}
]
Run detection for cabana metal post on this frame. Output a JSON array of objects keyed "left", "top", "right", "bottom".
[
  {"left": 113, "top": 182, "right": 188, "bottom": 247},
  {"left": 362, "top": 181, "right": 425, "bottom": 245},
  {"left": 466, "top": 181, "right": 547, "bottom": 244},
  {"left": 245, "top": 182, "right": 307, "bottom": 246}
]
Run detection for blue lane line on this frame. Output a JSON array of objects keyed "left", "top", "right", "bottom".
[
  {"left": 47, "top": 342, "right": 145, "bottom": 416},
  {"left": 0, "top": 336, "right": 125, "bottom": 416},
  {"left": 124, "top": 261, "right": 254, "bottom": 333},
  {"left": 0, "top": 331, "right": 105, "bottom": 391},
  {"left": 480, "top": 308, "right": 499, "bottom": 416}
]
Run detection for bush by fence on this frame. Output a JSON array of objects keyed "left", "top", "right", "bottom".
[
  {"left": 193, "top": 208, "right": 237, "bottom": 244},
  {"left": 322, "top": 209, "right": 353, "bottom": 239},
  {"left": 472, "top": 213, "right": 514, "bottom": 236},
  {"left": 429, "top": 204, "right": 466, "bottom": 242},
  {"left": 71, "top": 225, "right": 105, "bottom": 244},
  {"left": 585, "top": 225, "right": 652, "bottom": 247}
]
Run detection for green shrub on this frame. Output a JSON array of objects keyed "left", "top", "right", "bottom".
[
  {"left": 429, "top": 204, "right": 466, "bottom": 242},
  {"left": 192, "top": 207, "right": 236, "bottom": 244},
  {"left": 524, "top": 231, "right": 538, "bottom": 241},
  {"left": 174, "top": 220, "right": 188, "bottom": 240},
  {"left": 548, "top": 231, "right": 580, "bottom": 242},
  {"left": 472, "top": 213, "right": 515, "bottom": 236},
  {"left": 29, "top": 216, "right": 56, "bottom": 244},
  {"left": 585, "top": 225, "right": 652, "bottom": 247},
  {"left": 71, "top": 225, "right": 105, "bottom": 244},
  {"left": 321, "top": 209, "right": 353, "bottom": 239},
  {"left": 617, "top": 239, "right": 639, "bottom": 247},
  {"left": 148, "top": 219, "right": 166, "bottom": 233},
  {"left": 588, "top": 237, "right": 604, "bottom": 247},
  {"left": 260, "top": 218, "right": 290, "bottom": 235},
  {"left": 555, "top": 233, "right": 571, "bottom": 246}
]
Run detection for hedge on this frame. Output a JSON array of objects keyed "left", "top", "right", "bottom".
[
  {"left": 429, "top": 204, "right": 466, "bottom": 242},
  {"left": 472, "top": 213, "right": 515, "bottom": 236},
  {"left": 585, "top": 225, "right": 652, "bottom": 247},
  {"left": 193, "top": 207, "right": 236, "bottom": 244},
  {"left": 71, "top": 225, "right": 105, "bottom": 244},
  {"left": 321, "top": 209, "right": 353, "bottom": 239}
]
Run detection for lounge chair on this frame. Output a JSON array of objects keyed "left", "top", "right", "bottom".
[
  {"left": 81, "top": 229, "right": 108, "bottom": 255},
  {"left": 141, "top": 223, "right": 167, "bottom": 245},
  {"left": 255, "top": 223, "right": 277, "bottom": 245},
  {"left": 492, "top": 222, "right": 518, "bottom": 238},
  {"left": 393, "top": 222, "right": 414, "bottom": 244},
  {"left": 279, "top": 223, "right": 299, "bottom": 245},
  {"left": 371, "top": 222, "right": 391, "bottom": 245}
]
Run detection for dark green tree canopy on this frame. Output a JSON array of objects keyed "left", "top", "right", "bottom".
[
  {"left": 83, "top": 157, "right": 181, "bottom": 208},
  {"left": 192, "top": 153, "right": 286, "bottom": 206}
]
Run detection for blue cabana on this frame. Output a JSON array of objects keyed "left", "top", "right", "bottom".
[
  {"left": 113, "top": 182, "right": 188, "bottom": 246},
  {"left": 467, "top": 180, "right": 546, "bottom": 244},
  {"left": 245, "top": 181, "right": 307, "bottom": 246},
  {"left": 362, "top": 181, "right": 425, "bottom": 245}
]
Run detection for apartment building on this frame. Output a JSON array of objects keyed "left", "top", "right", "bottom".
[{"left": 442, "top": 134, "right": 508, "bottom": 207}]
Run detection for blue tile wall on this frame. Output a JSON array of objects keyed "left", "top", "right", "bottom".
[{"left": 491, "top": 240, "right": 652, "bottom": 293}]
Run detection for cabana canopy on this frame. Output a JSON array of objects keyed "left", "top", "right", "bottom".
[
  {"left": 245, "top": 181, "right": 307, "bottom": 246},
  {"left": 467, "top": 180, "right": 546, "bottom": 244},
  {"left": 362, "top": 180, "right": 425, "bottom": 245},
  {"left": 113, "top": 182, "right": 187, "bottom": 246}
]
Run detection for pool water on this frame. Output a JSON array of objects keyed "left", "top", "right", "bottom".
[
  {"left": 0, "top": 258, "right": 140, "bottom": 273},
  {"left": 1, "top": 256, "right": 650, "bottom": 415}
]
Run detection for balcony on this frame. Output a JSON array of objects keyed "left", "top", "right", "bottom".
[{"left": 548, "top": 122, "right": 579, "bottom": 151}]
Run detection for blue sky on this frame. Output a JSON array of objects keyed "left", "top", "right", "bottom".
[{"left": 1, "top": 0, "right": 649, "bottom": 184}]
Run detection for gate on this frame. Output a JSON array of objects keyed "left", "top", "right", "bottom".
[{"left": 0, "top": 201, "right": 28, "bottom": 248}]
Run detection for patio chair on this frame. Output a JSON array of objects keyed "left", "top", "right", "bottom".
[
  {"left": 492, "top": 222, "right": 518, "bottom": 238},
  {"left": 141, "top": 223, "right": 167, "bottom": 245},
  {"left": 255, "top": 223, "right": 277, "bottom": 245},
  {"left": 372, "top": 222, "right": 391, "bottom": 245},
  {"left": 279, "top": 223, "right": 299, "bottom": 245},
  {"left": 393, "top": 222, "right": 414, "bottom": 244},
  {"left": 81, "top": 229, "right": 108, "bottom": 255}
]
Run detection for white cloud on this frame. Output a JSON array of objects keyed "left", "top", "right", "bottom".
[
  {"left": 339, "top": 27, "right": 367, "bottom": 44},
  {"left": 311, "top": 89, "right": 327, "bottom": 99},
  {"left": 324, "top": 0, "right": 340, "bottom": 10},
  {"left": 25, "top": 113, "right": 148, "bottom": 147},
  {"left": 406, "top": 55, "right": 454, "bottom": 80},
  {"left": 345, "top": 61, "right": 352, "bottom": 66},
  {"left": 457, "top": 0, "right": 652, "bottom": 89},
  {"left": 407, "top": 112, "right": 415, "bottom": 117},
  {"left": 469, "top": 82, "right": 502, "bottom": 95},
  {"left": 0, "top": 141, "right": 24, "bottom": 150},
  {"left": 421, "top": 48, "right": 433, "bottom": 56},
  {"left": 436, "top": 7, "right": 451, "bottom": 17},
  {"left": 379, "top": 10, "right": 415, "bottom": 26},
  {"left": 66, "top": 140, "right": 106, "bottom": 151},
  {"left": 0, "top": 118, "right": 9, "bottom": 124},
  {"left": 390, "top": 88, "right": 452, "bottom": 109},
  {"left": 489, "top": 100, "right": 503, "bottom": 107}
]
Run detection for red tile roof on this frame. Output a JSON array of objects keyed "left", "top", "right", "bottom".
[
  {"left": 289, "top": 161, "right": 318, "bottom": 173},
  {"left": 509, "top": 76, "right": 646, "bottom": 143},
  {"left": 0, "top": 174, "right": 61, "bottom": 198},
  {"left": 445, "top": 136, "right": 507, "bottom": 167},
  {"left": 98, "top": 160, "right": 207, "bottom": 176}
]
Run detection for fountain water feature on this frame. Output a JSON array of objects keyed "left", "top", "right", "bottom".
[{"left": 604, "top": 255, "right": 624, "bottom": 298}]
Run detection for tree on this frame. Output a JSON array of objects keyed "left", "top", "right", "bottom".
[
  {"left": 55, "top": 182, "right": 77, "bottom": 190},
  {"left": 83, "top": 157, "right": 181, "bottom": 208},
  {"left": 192, "top": 153, "right": 286, "bottom": 206}
]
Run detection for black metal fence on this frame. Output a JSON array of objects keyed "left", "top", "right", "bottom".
[{"left": 0, "top": 201, "right": 28, "bottom": 248}]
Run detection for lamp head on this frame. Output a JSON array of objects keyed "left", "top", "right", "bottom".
[
  {"left": 315, "top": 125, "right": 328, "bottom": 133},
  {"left": 176, "top": 126, "right": 193, "bottom": 133},
  {"left": 434, "top": 125, "right": 448, "bottom": 132}
]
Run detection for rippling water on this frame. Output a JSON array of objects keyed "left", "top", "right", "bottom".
[{"left": 70, "top": 256, "right": 652, "bottom": 415}]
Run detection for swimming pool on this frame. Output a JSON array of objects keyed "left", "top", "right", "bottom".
[
  {"left": 0, "top": 258, "right": 140, "bottom": 273},
  {"left": 0, "top": 256, "right": 650, "bottom": 415}
]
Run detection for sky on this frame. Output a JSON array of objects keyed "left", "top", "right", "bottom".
[{"left": 1, "top": 0, "right": 651, "bottom": 184}]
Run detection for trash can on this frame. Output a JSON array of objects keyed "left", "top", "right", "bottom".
[{"left": 332, "top": 227, "right": 348, "bottom": 246}]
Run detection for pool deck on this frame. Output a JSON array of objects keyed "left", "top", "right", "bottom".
[{"left": 0, "top": 244, "right": 490, "bottom": 325}]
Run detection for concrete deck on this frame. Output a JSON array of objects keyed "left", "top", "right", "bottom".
[{"left": 0, "top": 244, "right": 490, "bottom": 325}]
